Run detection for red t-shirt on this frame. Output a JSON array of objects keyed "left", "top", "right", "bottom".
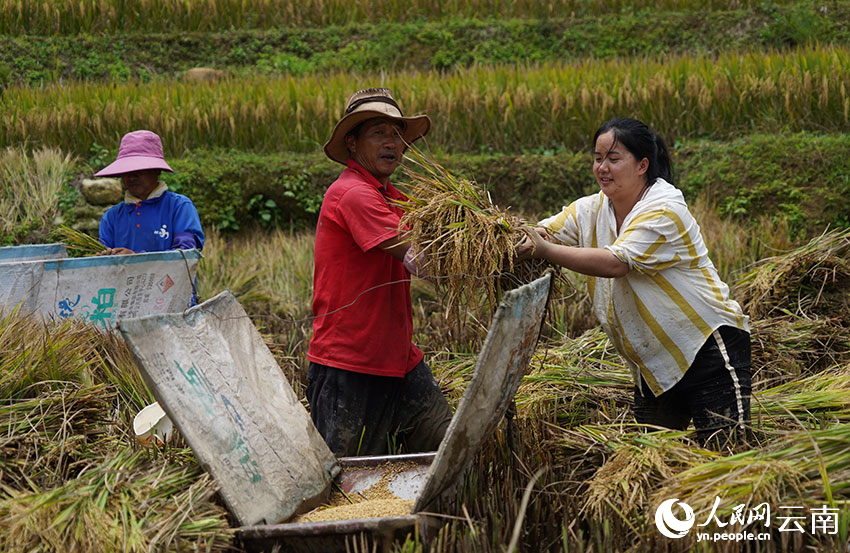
[{"left": 307, "top": 159, "right": 423, "bottom": 377}]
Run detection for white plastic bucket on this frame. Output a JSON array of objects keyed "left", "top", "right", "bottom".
[{"left": 133, "top": 402, "right": 174, "bottom": 444}]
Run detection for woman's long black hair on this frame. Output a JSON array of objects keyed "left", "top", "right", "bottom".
[{"left": 593, "top": 118, "right": 673, "bottom": 185}]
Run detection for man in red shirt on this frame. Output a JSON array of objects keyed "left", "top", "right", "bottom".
[{"left": 306, "top": 88, "right": 453, "bottom": 456}]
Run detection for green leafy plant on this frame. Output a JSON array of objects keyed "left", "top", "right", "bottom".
[{"left": 248, "top": 193, "right": 280, "bottom": 228}]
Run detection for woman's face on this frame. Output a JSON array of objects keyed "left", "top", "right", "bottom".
[
  {"left": 121, "top": 169, "right": 161, "bottom": 200},
  {"left": 593, "top": 130, "right": 648, "bottom": 204}
]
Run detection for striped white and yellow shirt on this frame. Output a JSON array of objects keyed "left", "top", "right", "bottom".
[{"left": 539, "top": 179, "right": 749, "bottom": 396}]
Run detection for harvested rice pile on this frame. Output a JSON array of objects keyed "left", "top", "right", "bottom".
[
  {"left": 735, "top": 227, "right": 850, "bottom": 321},
  {"left": 398, "top": 147, "right": 552, "bottom": 315},
  {"left": 0, "top": 311, "right": 234, "bottom": 552},
  {"left": 294, "top": 461, "right": 420, "bottom": 522},
  {"left": 295, "top": 499, "right": 414, "bottom": 522},
  {"left": 736, "top": 228, "right": 850, "bottom": 382}
]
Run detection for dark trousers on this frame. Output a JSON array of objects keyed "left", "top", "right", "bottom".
[
  {"left": 633, "top": 325, "right": 752, "bottom": 449},
  {"left": 306, "top": 360, "right": 453, "bottom": 457}
]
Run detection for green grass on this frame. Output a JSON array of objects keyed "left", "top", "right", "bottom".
[
  {"left": 3, "top": 3, "right": 847, "bottom": 86},
  {"left": 6, "top": 132, "right": 843, "bottom": 253},
  {"left": 120, "top": 132, "right": 850, "bottom": 238}
]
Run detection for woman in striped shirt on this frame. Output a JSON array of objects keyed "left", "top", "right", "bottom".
[{"left": 518, "top": 117, "right": 751, "bottom": 449}]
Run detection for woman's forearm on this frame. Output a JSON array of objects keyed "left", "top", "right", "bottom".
[{"left": 535, "top": 241, "right": 629, "bottom": 278}]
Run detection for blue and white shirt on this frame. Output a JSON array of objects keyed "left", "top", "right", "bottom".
[{"left": 99, "top": 184, "right": 205, "bottom": 253}]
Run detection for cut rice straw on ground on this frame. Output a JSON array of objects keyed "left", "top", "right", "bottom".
[
  {"left": 735, "top": 227, "right": 850, "bottom": 320},
  {"left": 750, "top": 312, "right": 850, "bottom": 383},
  {"left": 753, "top": 363, "right": 850, "bottom": 431},
  {"left": 0, "top": 448, "right": 234, "bottom": 553},
  {"left": 516, "top": 327, "right": 632, "bottom": 426},
  {"left": 656, "top": 422, "right": 850, "bottom": 522}
]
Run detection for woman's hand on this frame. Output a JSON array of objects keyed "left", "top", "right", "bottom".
[
  {"left": 515, "top": 226, "right": 552, "bottom": 261},
  {"left": 516, "top": 226, "right": 630, "bottom": 277},
  {"left": 97, "top": 247, "right": 135, "bottom": 256}
]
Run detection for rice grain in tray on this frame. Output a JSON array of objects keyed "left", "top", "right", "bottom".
[
  {"left": 295, "top": 499, "right": 414, "bottom": 522},
  {"left": 295, "top": 461, "right": 421, "bottom": 522}
]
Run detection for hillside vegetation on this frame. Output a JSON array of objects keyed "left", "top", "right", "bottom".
[
  {"left": 2, "top": 0, "right": 847, "bottom": 238},
  {"left": 2, "top": 3, "right": 849, "bottom": 85}
]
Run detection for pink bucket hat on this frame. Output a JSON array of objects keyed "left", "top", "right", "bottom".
[{"left": 94, "top": 130, "right": 174, "bottom": 177}]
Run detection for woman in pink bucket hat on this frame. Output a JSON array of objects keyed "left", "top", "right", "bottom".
[{"left": 94, "top": 130, "right": 204, "bottom": 257}]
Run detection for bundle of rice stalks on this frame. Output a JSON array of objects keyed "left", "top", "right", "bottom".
[
  {"left": 0, "top": 382, "right": 117, "bottom": 491},
  {"left": 516, "top": 327, "right": 632, "bottom": 427},
  {"left": 51, "top": 224, "right": 104, "bottom": 256},
  {"left": 0, "top": 448, "right": 235, "bottom": 552},
  {"left": 750, "top": 312, "right": 850, "bottom": 383},
  {"left": 0, "top": 309, "right": 103, "bottom": 399},
  {"left": 735, "top": 227, "right": 850, "bottom": 321},
  {"left": 548, "top": 424, "right": 712, "bottom": 545},
  {"left": 0, "top": 305, "right": 153, "bottom": 411},
  {"left": 753, "top": 363, "right": 850, "bottom": 432},
  {"left": 549, "top": 396, "right": 850, "bottom": 550},
  {"left": 654, "top": 423, "right": 850, "bottom": 539},
  {"left": 582, "top": 435, "right": 710, "bottom": 530},
  {"left": 429, "top": 352, "right": 477, "bottom": 406},
  {"left": 398, "top": 146, "right": 552, "bottom": 316},
  {"left": 90, "top": 328, "right": 155, "bottom": 416}
]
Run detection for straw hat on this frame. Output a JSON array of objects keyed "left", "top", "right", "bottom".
[
  {"left": 94, "top": 130, "right": 173, "bottom": 177},
  {"left": 323, "top": 88, "right": 431, "bottom": 165}
]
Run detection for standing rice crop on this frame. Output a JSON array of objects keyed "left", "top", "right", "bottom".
[
  {"left": 5, "top": 44, "right": 850, "bottom": 158},
  {"left": 0, "top": 0, "right": 786, "bottom": 35},
  {"left": 0, "top": 146, "right": 74, "bottom": 242}
]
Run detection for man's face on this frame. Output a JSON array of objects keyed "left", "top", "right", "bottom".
[
  {"left": 345, "top": 118, "right": 406, "bottom": 185},
  {"left": 121, "top": 169, "right": 161, "bottom": 200}
]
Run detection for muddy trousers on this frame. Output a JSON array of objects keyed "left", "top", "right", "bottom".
[
  {"left": 633, "top": 325, "right": 752, "bottom": 449},
  {"left": 306, "top": 360, "right": 453, "bottom": 457}
]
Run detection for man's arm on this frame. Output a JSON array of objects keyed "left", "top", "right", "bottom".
[
  {"left": 379, "top": 233, "right": 433, "bottom": 279},
  {"left": 378, "top": 233, "right": 410, "bottom": 261}
]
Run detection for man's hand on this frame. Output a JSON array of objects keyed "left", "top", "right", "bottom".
[
  {"left": 97, "top": 247, "right": 135, "bottom": 256},
  {"left": 403, "top": 247, "right": 433, "bottom": 280}
]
